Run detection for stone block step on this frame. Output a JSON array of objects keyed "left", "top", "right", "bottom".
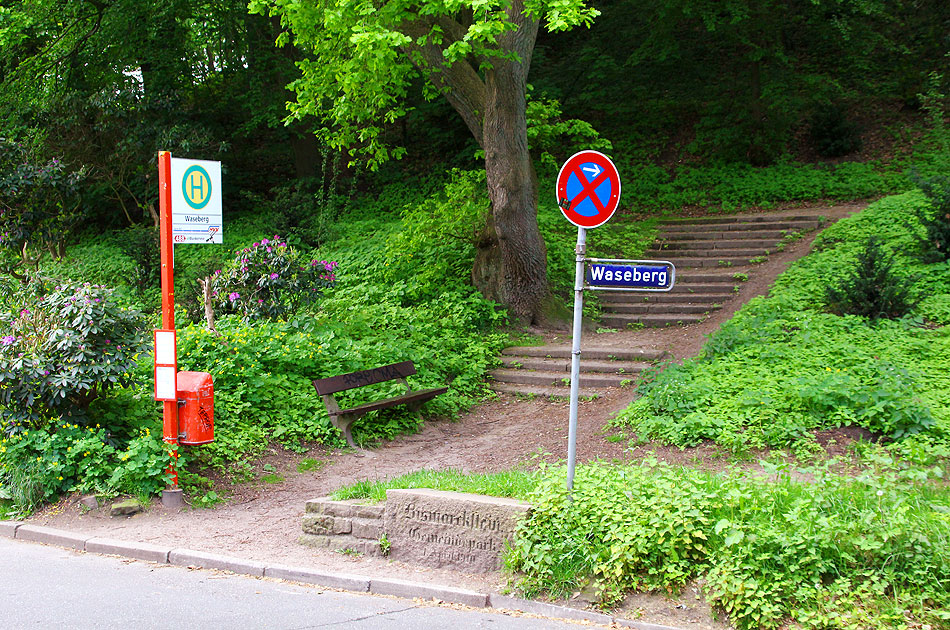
[
  {"left": 653, "top": 239, "right": 780, "bottom": 251},
  {"left": 675, "top": 272, "right": 748, "bottom": 283},
  {"left": 603, "top": 303, "right": 720, "bottom": 315},
  {"left": 501, "top": 346, "right": 668, "bottom": 361},
  {"left": 646, "top": 248, "right": 768, "bottom": 258},
  {"left": 500, "top": 356, "right": 653, "bottom": 374},
  {"left": 599, "top": 313, "right": 706, "bottom": 328},
  {"left": 598, "top": 284, "right": 735, "bottom": 299},
  {"left": 657, "top": 229, "right": 796, "bottom": 241},
  {"left": 662, "top": 257, "right": 758, "bottom": 268},
  {"left": 659, "top": 220, "right": 820, "bottom": 233},
  {"left": 660, "top": 215, "right": 823, "bottom": 226},
  {"left": 601, "top": 292, "right": 735, "bottom": 305},
  {"left": 489, "top": 369, "right": 632, "bottom": 389},
  {"left": 489, "top": 383, "right": 604, "bottom": 400}
]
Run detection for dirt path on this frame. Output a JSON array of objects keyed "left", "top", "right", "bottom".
[{"left": 26, "top": 203, "right": 866, "bottom": 630}]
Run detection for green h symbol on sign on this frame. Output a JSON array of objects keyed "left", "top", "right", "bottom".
[{"left": 182, "top": 165, "right": 212, "bottom": 210}]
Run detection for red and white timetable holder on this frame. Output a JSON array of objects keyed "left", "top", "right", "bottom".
[{"left": 153, "top": 329, "right": 178, "bottom": 402}]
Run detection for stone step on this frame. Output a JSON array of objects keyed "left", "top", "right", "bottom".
[
  {"left": 599, "top": 313, "right": 707, "bottom": 328},
  {"left": 646, "top": 247, "right": 768, "bottom": 258},
  {"left": 489, "top": 382, "right": 605, "bottom": 400},
  {"left": 659, "top": 220, "right": 820, "bottom": 233},
  {"left": 600, "top": 292, "right": 735, "bottom": 305},
  {"left": 500, "top": 356, "right": 653, "bottom": 373},
  {"left": 663, "top": 257, "right": 759, "bottom": 268},
  {"left": 489, "top": 369, "right": 633, "bottom": 389},
  {"left": 675, "top": 271, "right": 748, "bottom": 283},
  {"left": 656, "top": 230, "right": 805, "bottom": 243},
  {"left": 501, "top": 346, "right": 668, "bottom": 361},
  {"left": 597, "top": 283, "right": 736, "bottom": 299},
  {"left": 603, "top": 303, "right": 721, "bottom": 315},
  {"left": 653, "top": 239, "right": 780, "bottom": 251},
  {"left": 660, "top": 215, "right": 823, "bottom": 226}
]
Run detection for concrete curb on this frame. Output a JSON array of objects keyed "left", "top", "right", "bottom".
[
  {"left": 490, "top": 594, "right": 614, "bottom": 624},
  {"left": 370, "top": 577, "right": 489, "bottom": 608},
  {"left": 264, "top": 564, "right": 370, "bottom": 592},
  {"left": 0, "top": 520, "right": 21, "bottom": 538},
  {"left": 1, "top": 520, "right": 686, "bottom": 630},
  {"left": 15, "top": 524, "right": 90, "bottom": 550},
  {"left": 169, "top": 548, "right": 267, "bottom": 577},
  {"left": 86, "top": 537, "right": 170, "bottom": 564}
]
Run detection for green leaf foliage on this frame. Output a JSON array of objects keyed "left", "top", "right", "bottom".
[
  {"left": 0, "top": 280, "right": 149, "bottom": 431},
  {"left": 507, "top": 459, "right": 950, "bottom": 629},
  {"left": 612, "top": 192, "right": 950, "bottom": 450},
  {"left": 252, "top": 0, "right": 598, "bottom": 167}
]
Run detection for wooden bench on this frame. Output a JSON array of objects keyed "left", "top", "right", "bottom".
[{"left": 312, "top": 361, "right": 448, "bottom": 447}]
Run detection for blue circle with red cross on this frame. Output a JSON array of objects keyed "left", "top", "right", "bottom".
[{"left": 556, "top": 150, "right": 622, "bottom": 229}]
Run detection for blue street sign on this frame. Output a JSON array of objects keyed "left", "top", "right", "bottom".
[{"left": 586, "top": 263, "right": 674, "bottom": 290}]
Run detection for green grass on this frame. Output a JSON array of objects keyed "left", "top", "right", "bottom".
[
  {"left": 297, "top": 458, "right": 327, "bottom": 473},
  {"left": 328, "top": 468, "right": 539, "bottom": 503}
]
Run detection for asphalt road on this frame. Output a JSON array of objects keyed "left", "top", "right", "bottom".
[{"left": 0, "top": 537, "right": 602, "bottom": 630}]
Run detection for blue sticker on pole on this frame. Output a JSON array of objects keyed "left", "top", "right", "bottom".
[{"left": 586, "top": 263, "right": 673, "bottom": 290}]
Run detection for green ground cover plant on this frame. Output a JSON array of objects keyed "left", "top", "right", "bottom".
[
  {"left": 329, "top": 468, "right": 538, "bottom": 503},
  {"left": 0, "top": 143, "right": 942, "bottom": 513},
  {"left": 0, "top": 171, "right": 511, "bottom": 507},
  {"left": 507, "top": 459, "right": 950, "bottom": 630},
  {"left": 612, "top": 191, "right": 950, "bottom": 452}
]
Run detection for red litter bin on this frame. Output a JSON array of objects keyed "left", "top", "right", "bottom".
[{"left": 177, "top": 371, "right": 214, "bottom": 445}]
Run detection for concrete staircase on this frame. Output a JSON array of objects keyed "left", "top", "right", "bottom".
[
  {"left": 599, "top": 214, "right": 825, "bottom": 329},
  {"left": 489, "top": 212, "right": 827, "bottom": 398},
  {"left": 490, "top": 345, "right": 668, "bottom": 399}
]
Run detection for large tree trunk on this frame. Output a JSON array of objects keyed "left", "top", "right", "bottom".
[
  {"left": 472, "top": 4, "right": 548, "bottom": 324},
  {"left": 401, "top": 5, "right": 549, "bottom": 323}
]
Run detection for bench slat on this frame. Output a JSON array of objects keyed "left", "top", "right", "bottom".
[
  {"left": 313, "top": 361, "right": 416, "bottom": 395},
  {"left": 336, "top": 387, "right": 448, "bottom": 417}
]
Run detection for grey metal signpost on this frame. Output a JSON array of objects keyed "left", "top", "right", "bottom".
[{"left": 556, "top": 151, "right": 676, "bottom": 494}]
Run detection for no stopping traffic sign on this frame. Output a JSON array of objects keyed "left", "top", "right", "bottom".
[{"left": 556, "top": 150, "right": 622, "bottom": 229}]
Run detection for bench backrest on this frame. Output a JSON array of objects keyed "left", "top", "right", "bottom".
[{"left": 312, "top": 361, "right": 416, "bottom": 396}]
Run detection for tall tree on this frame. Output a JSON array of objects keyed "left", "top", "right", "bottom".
[{"left": 250, "top": 0, "right": 598, "bottom": 324}]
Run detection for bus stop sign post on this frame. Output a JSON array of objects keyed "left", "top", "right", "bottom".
[
  {"left": 157, "top": 151, "right": 183, "bottom": 508},
  {"left": 157, "top": 151, "right": 223, "bottom": 508}
]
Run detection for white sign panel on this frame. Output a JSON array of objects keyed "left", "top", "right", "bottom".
[
  {"left": 153, "top": 328, "right": 178, "bottom": 402},
  {"left": 154, "top": 330, "right": 177, "bottom": 365},
  {"left": 170, "top": 157, "right": 222, "bottom": 244},
  {"left": 155, "top": 366, "right": 178, "bottom": 401}
]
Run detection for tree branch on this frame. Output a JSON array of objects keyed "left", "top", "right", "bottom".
[{"left": 398, "top": 16, "right": 487, "bottom": 147}]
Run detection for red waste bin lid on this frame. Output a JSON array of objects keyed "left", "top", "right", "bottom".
[{"left": 177, "top": 371, "right": 212, "bottom": 392}]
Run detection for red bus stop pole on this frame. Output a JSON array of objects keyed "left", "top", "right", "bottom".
[{"left": 158, "top": 151, "right": 183, "bottom": 507}]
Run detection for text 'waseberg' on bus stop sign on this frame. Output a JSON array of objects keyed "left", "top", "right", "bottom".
[{"left": 170, "top": 157, "right": 222, "bottom": 244}]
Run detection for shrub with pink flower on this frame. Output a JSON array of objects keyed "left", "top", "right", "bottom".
[
  {"left": 210, "top": 235, "right": 337, "bottom": 320},
  {"left": 0, "top": 281, "right": 147, "bottom": 432}
]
